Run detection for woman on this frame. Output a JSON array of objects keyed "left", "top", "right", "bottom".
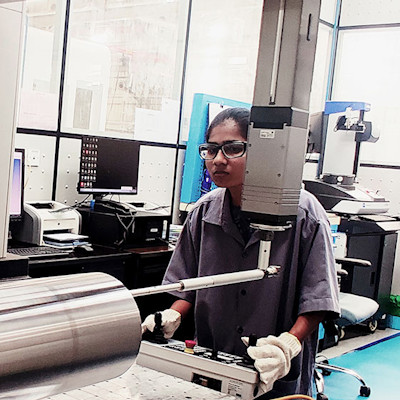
[{"left": 142, "top": 107, "right": 339, "bottom": 398}]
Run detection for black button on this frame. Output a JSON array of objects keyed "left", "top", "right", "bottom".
[
  {"left": 236, "top": 325, "right": 244, "bottom": 334},
  {"left": 242, "top": 251, "right": 248, "bottom": 258},
  {"left": 240, "top": 289, "right": 247, "bottom": 296}
]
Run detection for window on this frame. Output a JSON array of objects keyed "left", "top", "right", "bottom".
[
  {"left": 61, "top": 0, "right": 189, "bottom": 143},
  {"left": 180, "top": 0, "right": 263, "bottom": 142},
  {"left": 320, "top": 0, "right": 337, "bottom": 25},
  {"left": 310, "top": 24, "right": 334, "bottom": 113},
  {"left": 340, "top": 0, "right": 400, "bottom": 26},
  {"left": 333, "top": 27, "right": 400, "bottom": 165},
  {"left": 18, "top": 0, "right": 65, "bottom": 131}
]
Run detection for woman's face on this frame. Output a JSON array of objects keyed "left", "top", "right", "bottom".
[{"left": 205, "top": 119, "right": 247, "bottom": 193}]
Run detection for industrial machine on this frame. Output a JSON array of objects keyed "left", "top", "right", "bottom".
[
  {"left": 142, "top": 0, "right": 322, "bottom": 396},
  {"left": 303, "top": 101, "right": 389, "bottom": 215},
  {"left": 137, "top": 339, "right": 259, "bottom": 399},
  {"left": 0, "top": 0, "right": 322, "bottom": 399},
  {"left": 303, "top": 101, "right": 398, "bottom": 322},
  {"left": 0, "top": 268, "right": 277, "bottom": 400},
  {"left": 0, "top": 273, "right": 141, "bottom": 400}
]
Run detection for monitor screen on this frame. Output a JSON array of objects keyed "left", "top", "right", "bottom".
[
  {"left": 77, "top": 136, "right": 140, "bottom": 196},
  {"left": 9, "top": 148, "right": 25, "bottom": 221}
]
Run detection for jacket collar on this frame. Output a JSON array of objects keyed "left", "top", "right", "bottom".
[{"left": 202, "top": 189, "right": 259, "bottom": 247}]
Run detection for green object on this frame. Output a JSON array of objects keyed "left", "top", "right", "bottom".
[{"left": 389, "top": 295, "right": 400, "bottom": 317}]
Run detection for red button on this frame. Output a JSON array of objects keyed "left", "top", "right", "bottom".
[
  {"left": 185, "top": 339, "right": 196, "bottom": 349},
  {"left": 184, "top": 339, "right": 196, "bottom": 354}
]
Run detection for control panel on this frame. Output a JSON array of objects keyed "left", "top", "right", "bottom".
[{"left": 136, "top": 339, "right": 260, "bottom": 400}]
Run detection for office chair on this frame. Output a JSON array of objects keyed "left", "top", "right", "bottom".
[
  {"left": 335, "top": 257, "right": 380, "bottom": 336},
  {"left": 314, "top": 257, "right": 379, "bottom": 400}
]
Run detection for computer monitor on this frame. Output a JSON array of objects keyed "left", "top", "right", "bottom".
[
  {"left": 77, "top": 136, "right": 140, "bottom": 197},
  {"left": 9, "top": 148, "right": 25, "bottom": 222}
]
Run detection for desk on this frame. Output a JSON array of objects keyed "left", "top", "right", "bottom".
[
  {"left": 125, "top": 244, "right": 174, "bottom": 288},
  {"left": 125, "top": 245, "right": 175, "bottom": 319},
  {"left": 28, "top": 245, "right": 133, "bottom": 286},
  {"left": 26, "top": 244, "right": 176, "bottom": 323}
]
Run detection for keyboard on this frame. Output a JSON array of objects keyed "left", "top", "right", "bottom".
[{"left": 8, "top": 246, "right": 72, "bottom": 259}]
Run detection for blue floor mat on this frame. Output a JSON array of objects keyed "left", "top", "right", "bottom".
[{"left": 321, "top": 332, "right": 400, "bottom": 400}]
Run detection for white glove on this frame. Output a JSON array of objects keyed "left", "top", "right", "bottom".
[
  {"left": 242, "top": 332, "right": 302, "bottom": 395},
  {"left": 141, "top": 309, "right": 181, "bottom": 339}
]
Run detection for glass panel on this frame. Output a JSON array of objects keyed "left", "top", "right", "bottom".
[
  {"left": 180, "top": 0, "right": 263, "bottom": 142},
  {"left": 332, "top": 28, "right": 400, "bottom": 165},
  {"left": 340, "top": 0, "right": 400, "bottom": 26},
  {"left": 309, "top": 24, "right": 333, "bottom": 113},
  {"left": 320, "top": 0, "right": 337, "bottom": 25},
  {"left": 18, "top": 0, "right": 65, "bottom": 131},
  {"left": 62, "top": 0, "right": 188, "bottom": 143}
]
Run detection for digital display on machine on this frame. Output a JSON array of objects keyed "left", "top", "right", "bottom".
[
  {"left": 10, "top": 149, "right": 24, "bottom": 220},
  {"left": 78, "top": 136, "right": 140, "bottom": 196}
]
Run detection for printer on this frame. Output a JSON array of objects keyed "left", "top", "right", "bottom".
[{"left": 12, "top": 201, "right": 81, "bottom": 246}]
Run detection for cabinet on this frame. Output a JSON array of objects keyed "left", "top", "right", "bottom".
[
  {"left": 339, "top": 215, "right": 400, "bottom": 319},
  {"left": 126, "top": 246, "right": 174, "bottom": 319}
]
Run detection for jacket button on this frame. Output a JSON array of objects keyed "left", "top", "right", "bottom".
[
  {"left": 241, "top": 289, "right": 247, "bottom": 296},
  {"left": 237, "top": 326, "right": 244, "bottom": 334},
  {"left": 242, "top": 251, "right": 248, "bottom": 258}
]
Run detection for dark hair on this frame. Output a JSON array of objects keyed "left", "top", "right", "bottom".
[{"left": 206, "top": 107, "right": 250, "bottom": 141}]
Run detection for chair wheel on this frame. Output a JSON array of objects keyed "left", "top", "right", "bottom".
[
  {"left": 338, "top": 326, "right": 345, "bottom": 339},
  {"left": 367, "top": 319, "right": 378, "bottom": 333},
  {"left": 317, "top": 393, "right": 329, "bottom": 400},
  {"left": 318, "top": 359, "right": 332, "bottom": 376},
  {"left": 360, "top": 385, "right": 371, "bottom": 397},
  {"left": 321, "top": 369, "right": 331, "bottom": 376}
]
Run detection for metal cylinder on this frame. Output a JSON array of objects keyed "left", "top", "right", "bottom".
[
  {"left": 179, "top": 270, "right": 265, "bottom": 291},
  {"left": 130, "top": 269, "right": 267, "bottom": 297},
  {"left": 0, "top": 272, "right": 142, "bottom": 400}
]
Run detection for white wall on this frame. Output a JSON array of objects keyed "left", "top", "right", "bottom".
[
  {"left": 0, "top": 1, "right": 24, "bottom": 257},
  {"left": 15, "top": 132, "right": 175, "bottom": 212},
  {"left": 14, "top": 133, "right": 56, "bottom": 201}
]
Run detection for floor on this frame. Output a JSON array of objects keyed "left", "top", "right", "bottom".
[
  {"left": 316, "top": 326, "right": 400, "bottom": 400},
  {"left": 320, "top": 326, "right": 398, "bottom": 359}
]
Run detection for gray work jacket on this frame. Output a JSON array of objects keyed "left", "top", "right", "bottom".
[{"left": 163, "top": 188, "right": 340, "bottom": 395}]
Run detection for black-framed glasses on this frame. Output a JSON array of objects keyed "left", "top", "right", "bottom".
[{"left": 198, "top": 141, "right": 247, "bottom": 160}]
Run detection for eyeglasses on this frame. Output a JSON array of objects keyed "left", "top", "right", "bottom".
[{"left": 198, "top": 141, "right": 247, "bottom": 160}]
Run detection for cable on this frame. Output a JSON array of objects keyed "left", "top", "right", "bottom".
[
  {"left": 114, "top": 210, "right": 135, "bottom": 248},
  {"left": 49, "top": 195, "right": 91, "bottom": 213},
  {"left": 144, "top": 204, "right": 169, "bottom": 211},
  {"left": 116, "top": 212, "right": 135, "bottom": 232}
]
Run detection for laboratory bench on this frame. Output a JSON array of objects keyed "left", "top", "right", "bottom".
[
  {"left": 28, "top": 244, "right": 133, "bottom": 282},
  {"left": 44, "top": 363, "right": 236, "bottom": 400},
  {"left": 5, "top": 242, "right": 176, "bottom": 321}
]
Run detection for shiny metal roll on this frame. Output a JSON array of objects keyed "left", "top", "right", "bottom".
[{"left": 0, "top": 272, "right": 142, "bottom": 400}]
